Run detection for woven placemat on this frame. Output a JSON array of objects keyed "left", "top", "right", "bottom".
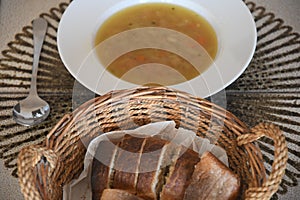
[{"left": 0, "top": 1, "right": 299, "bottom": 199}]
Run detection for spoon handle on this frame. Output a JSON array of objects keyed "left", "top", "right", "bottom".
[{"left": 29, "top": 18, "right": 48, "bottom": 96}]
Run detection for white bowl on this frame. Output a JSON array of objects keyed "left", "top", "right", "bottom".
[{"left": 58, "top": 0, "right": 256, "bottom": 98}]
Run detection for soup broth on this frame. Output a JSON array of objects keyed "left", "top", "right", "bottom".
[{"left": 94, "top": 3, "right": 218, "bottom": 86}]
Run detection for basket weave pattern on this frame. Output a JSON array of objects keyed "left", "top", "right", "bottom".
[{"left": 17, "top": 87, "right": 288, "bottom": 200}]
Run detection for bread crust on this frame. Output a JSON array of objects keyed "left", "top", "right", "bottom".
[{"left": 101, "top": 189, "right": 145, "bottom": 200}]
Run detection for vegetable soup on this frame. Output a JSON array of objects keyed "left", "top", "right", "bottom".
[{"left": 94, "top": 3, "right": 218, "bottom": 86}]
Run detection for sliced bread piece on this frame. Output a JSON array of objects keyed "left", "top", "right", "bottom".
[
  {"left": 136, "top": 136, "right": 167, "bottom": 200},
  {"left": 91, "top": 140, "right": 119, "bottom": 200},
  {"left": 183, "top": 151, "right": 240, "bottom": 200},
  {"left": 112, "top": 134, "right": 147, "bottom": 193},
  {"left": 160, "top": 147, "right": 200, "bottom": 200},
  {"left": 100, "top": 189, "right": 145, "bottom": 200},
  {"left": 136, "top": 136, "right": 181, "bottom": 200}
]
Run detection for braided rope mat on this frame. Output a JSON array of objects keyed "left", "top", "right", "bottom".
[{"left": 0, "top": 0, "right": 299, "bottom": 199}]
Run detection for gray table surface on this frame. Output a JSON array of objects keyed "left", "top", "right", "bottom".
[{"left": 0, "top": 0, "right": 299, "bottom": 199}]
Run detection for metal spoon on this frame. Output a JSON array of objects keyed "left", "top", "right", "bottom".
[{"left": 12, "top": 18, "right": 50, "bottom": 126}]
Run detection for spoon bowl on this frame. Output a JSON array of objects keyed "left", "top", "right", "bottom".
[
  {"left": 13, "top": 95, "right": 50, "bottom": 126},
  {"left": 12, "top": 18, "right": 50, "bottom": 126}
]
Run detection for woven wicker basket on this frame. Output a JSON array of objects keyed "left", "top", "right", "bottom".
[{"left": 17, "top": 87, "right": 288, "bottom": 200}]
